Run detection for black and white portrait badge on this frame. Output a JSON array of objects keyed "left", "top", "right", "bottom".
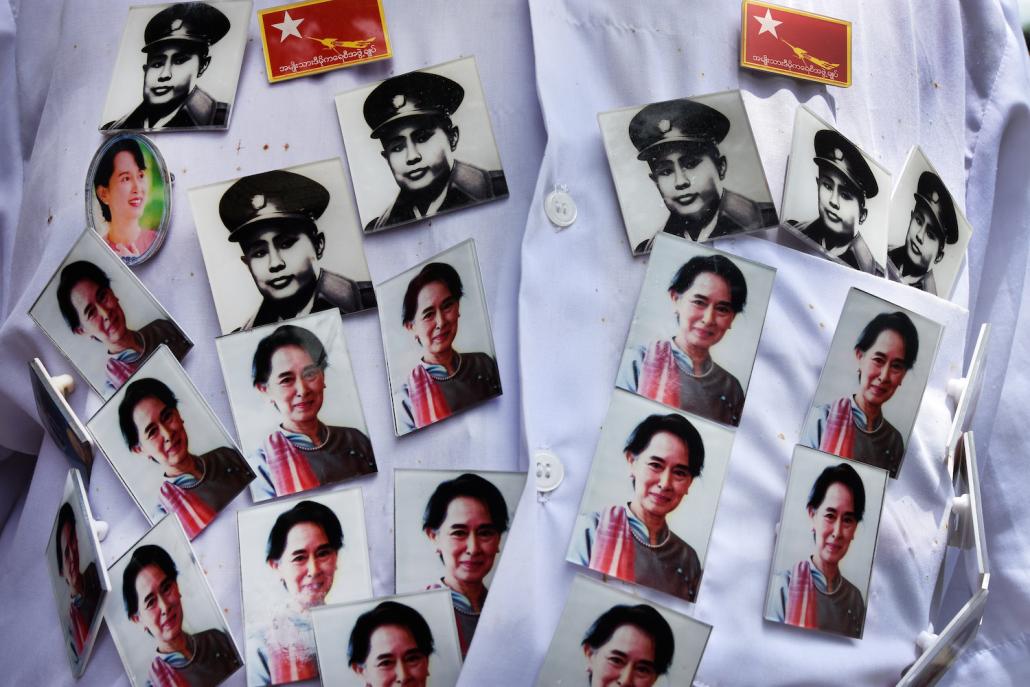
[
  {"left": 615, "top": 233, "right": 775, "bottom": 428},
  {"left": 46, "top": 469, "right": 111, "bottom": 678},
  {"left": 781, "top": 106, "right": 892, "bottom": 276},
  {"left": 100, "top": 1, "right": 251, "bottom": 132},
  {"left": 763, "top": 445, "right": 888, "bottom": 640},
  {"left": 800, "top": 288, "right": 944, "bottom": 479},
  {"left": 311, "top": 589, "right": 463, "bottom": 687},
  {"left": 886, "top": 147, "right": 972, "bottom": 300},
  {"left": 566, "top": 389, "right": 736, "bottom": 604},
  {"left": 190, "top": 158, "right": 378, "bottom": 335},
  {"left": 598, "top": 90, "right": 779, "bottom": 255},
  {"left": 377, "top": 239, "right": 502, "bottom": 436},
  {"left": 535, "top": 575, "right": 712, "bottom": 687},
  {"left": 335, "top": 56, "right": 509, "bottom": 233},
  {"left": 215, "top": 309, "right": 376, "bottom": 503},
  {"left": 87, "top": 345, "right": 254, "bottom": 539},
  {"left": 29, "top": 228, "right": 193, "bottom": 399},
  {"left": 394, "top": 469, "right": 526, "bottom": 658},
  {"left": 237, "top": 488, "right": 372, "bottom": 686},
  {"left": 86, "top": 134, "right": 172, "bottom": 266},
  {"left": 104, "top": 516, "right": 244, "bottom": 687}
]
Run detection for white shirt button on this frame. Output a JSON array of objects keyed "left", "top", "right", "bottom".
[
  {"left": 533, "top": 449, "right": 565, "bottom": 492},
  {"left": 544, "top": 185, "right": 577, "bottom": 228}
]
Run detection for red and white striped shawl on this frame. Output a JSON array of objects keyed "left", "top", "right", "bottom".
[
  {"left": 407, "top": 364, "right": 452, "bottom": 429},
  {"left": 588, "top": 505, "right": 636, "bottom": 580},
  {"left": 638, "top": 340, "right": 681, "bottom": 408},
  {"left": 820, "top": 397, "right": 856, "bottom": 459},
  {"left": 785, "top": 559, "right": 819, "bottom": 629},
  {"left": 159, "top": 482, "right": 216, "bottom": 540},
  {"left": 262, "top": 430, "right": 321, "bottom": 496}
]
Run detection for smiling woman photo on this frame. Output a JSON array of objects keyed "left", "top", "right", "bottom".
[
  {"left": 55, "top": 260, "right": 191, "bottom": 393},
  {"left": 580, "top": 604, "right": 675, "bottom": 687},
  {"left": 347, "top": 601, "right": 436, "bottom": 687},
  {"left": 766, "top": 462, "right": 868, "bottom": 638},
  {"left": 803, "top": 311, "right": 919, "bottom": 478},
  {"left": 118, "top": 377, "right": 253, "bottom": 538},
  {"left": 92, "top": 138, "right": 159, "bottom": 259},
  {"left": 571, "top": 413, "right": 706, "bottom": 603},
  {"left": 249, "top": 324, "right": 376, "bottom": 498},
  {"left": 54, "top": 503, "right": 103, "bottom": 669},
  {"left": 249, "top": 500, "right": 344, "bottom": 685},
  {"left": 122, "top": 543, "right": 240, "bottom": 686},
  {"left": 421, "top": 473, "right": 509, "bottom": 657},
  {"left": 618, "top": 254, "right": 748, "bottom": 427},
  {"left": 396, "top": 261, "right": 501, "bottom": 432}
]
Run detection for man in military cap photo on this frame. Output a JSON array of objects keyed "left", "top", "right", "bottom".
[
  {"left": 361, "top": 69, "right": 508, "bottom": 232},
  {"left": 219, "top": 170, "right": 377, "bottom": 332},
  {"left": 887, "top": 171, "right": 958, "bottom": 296},
  {"left": 788, "top": 129, "right": 884, "bottom": 276},
  {"left": 629, "top": 98, "right": 778, "bottom": 254},
  {"left": 103, "top": 2, "right": 232, "bottom": 131}
]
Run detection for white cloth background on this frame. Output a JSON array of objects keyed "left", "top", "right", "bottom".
[{"left": 0, "top": 1, "right": 1027, "bottom": 686}]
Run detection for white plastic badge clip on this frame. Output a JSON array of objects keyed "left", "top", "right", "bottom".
[
  {"left": 93, "top": 520, "right": 110, "bottom": 542},
  {"left": 51, "top": 373, "right": 75, "bottom": 397},
  {"left": 899, "top": 432, "right": 989, "bottom": 687},
  {"left": 944, "top": 323, "right": 990, "bottom": 479}
]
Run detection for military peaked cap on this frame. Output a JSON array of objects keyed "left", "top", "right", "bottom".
[
  {"left": 628, "top": 99, "right": 731, "bottom": 161},
  {"left": 812, "top": 128, "right": 878, "bottom": 199},
  {"left": 219, "top": 170, "right": 330, "bottom": 242},
  {"left": 142, "top": 2, "right": 231, "bottom": 53},
  {"left": 363, "top": 71, "right": 464, "bottom": 139}
]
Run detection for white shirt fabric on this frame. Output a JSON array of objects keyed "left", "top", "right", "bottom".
[{"left": 1, "top": 1, "right": 1028, "bottom": 686}]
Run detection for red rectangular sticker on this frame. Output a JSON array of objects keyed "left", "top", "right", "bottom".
[
  {"left": 259, "top": 0, "right": 392, "bottom": 83},
  {"left": 740, "top": 1, "right": 851, "bottom": 87}
]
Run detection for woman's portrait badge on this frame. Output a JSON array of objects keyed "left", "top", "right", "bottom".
[
  {"left": 764, "top": 445, "right": 889, "bottom": 639},
  {"left": 86, "top": 345, "right": 254, "bottom": 539},
  {"left": 566, "top": 390, "right": 736, "bottom": 604},
  {"left": 616, "top": 233, "right": 775, "bottom": 428},
  {"left": 377, "top": 239, "right": 503, "bottom": 436},
  {"left": 237, "top": 488, "right": 373, "bottom": 686},
  {"left": 86, "top": 134, "right": 172, "bottom": 266},
  {"left": 216, "top": 309, "right": 376, "bottom": 502},
  {"left": 535, "top": 575, "right": 712, "bottom": 686}
]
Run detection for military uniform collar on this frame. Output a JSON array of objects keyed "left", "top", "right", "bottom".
[{"left": 142, "top": 87, "right": 219, "bottom": 129}]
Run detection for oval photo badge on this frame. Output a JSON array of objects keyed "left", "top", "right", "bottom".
[{"left": 85, "top": 134, "right": 171, "bottom": 267}]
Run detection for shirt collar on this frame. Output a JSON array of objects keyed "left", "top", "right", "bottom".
[
  {"left": 437, "top": 581, "right": 486, "bottom": 615},
  {"left": 146, "top": 103, "right": 186, "bottom": 130},
  {"left": 807, "top": 558, "right": 843, "bottom": 594},
  {"left": 823, "top": 231, "right": 860, "bottom": 259},
  {"left": 623, "top": 503, "right": 669, "bottom": 542},
  {"left": 669, "top": 337, "right": 713, "bottom": 376},
  {"left": 694, "top": 210, "right": 721, "bottom": 242},
  {"left": 412, "top": 181, "right": 451, "bottom": 220},
  {"left": 156, "top": 633, "right": 195, "bottom": 668},
  {"left": 848, "top": 395, "right": 884, "bottom": 433},
  {"left": 276, "top": 425, "right": 326, "bottom": 449},
  {"left": 109, "top": 347, "right": 142, "bottom": 364},
  {"left": 420, "top": 352, "right": 461, "bottom": 380},
  {"left": 164, "top": 455, "right": 205, "bottom": 487}
]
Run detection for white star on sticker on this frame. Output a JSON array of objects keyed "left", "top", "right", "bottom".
[
  {"left": 754, "top": 9, "right": 782, "bottom": 39},
  {"left": 272, "top": 11, "right": 304, "bottom": 42}
]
